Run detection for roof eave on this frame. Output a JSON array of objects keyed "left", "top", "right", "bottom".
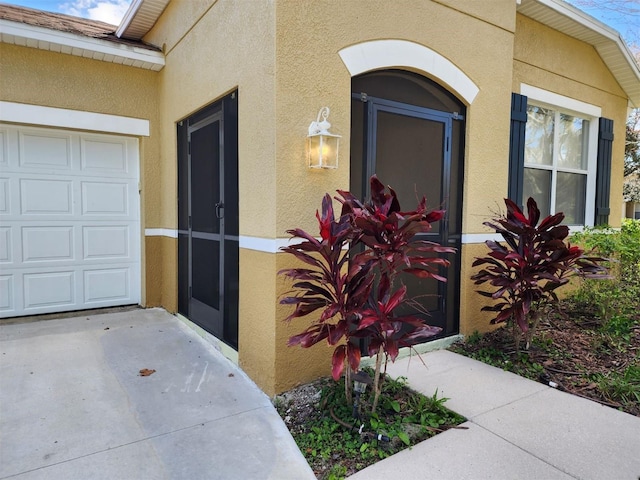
[
  {"left": 0, "top": 18, "right": 165, "bottom": 71},
  {"left": 116, "top": 0, "right": 170, "bottom": 41},
  {"left": 517, "top": 0, "right": 640, "bottom": 108}
]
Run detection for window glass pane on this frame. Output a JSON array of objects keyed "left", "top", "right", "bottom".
[
  {"left": 523, "top": 168, "right": 551, "bottom": 218},
  {"left": 558, "top": 114, "right": 588, "bottom": 170},
  {"left": 556, "top": 172, "right": 586, "bottom": 225},
  {"left": 525, "top": 106, "right": 554, "bottom": 166}
]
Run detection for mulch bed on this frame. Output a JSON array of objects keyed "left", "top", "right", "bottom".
[{"left": 452, "top": 300, "right": 640, "bottom": 417}]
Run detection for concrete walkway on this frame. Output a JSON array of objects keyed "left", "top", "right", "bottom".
[
  {"left": 0, "top": 308, "right": 314, "bottom": 480},
  {"left": 350, "top": 349, "right": 640, "bottom": 480}
]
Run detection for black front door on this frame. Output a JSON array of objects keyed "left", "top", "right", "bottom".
[
  {"left": 351, "top": 79, "right": 464, "bottom": 337},
  {"left": 178, "top": 93, "right": 239, "bottom": 349}
]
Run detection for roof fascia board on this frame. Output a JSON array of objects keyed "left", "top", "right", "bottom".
[
  {"left": 0, "top": 18, "right": 164, "bottom": 69},
  {"left": 535, "top": 0, "right": 639, "bottom": 68},
  {"left": 518, "top": 0, "right": 640, "bottom": 106},
  {"left": 116, "top": 0, "right": 143, "bottom": 39}
]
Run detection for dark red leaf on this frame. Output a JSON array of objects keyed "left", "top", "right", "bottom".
[
  {"left": 331, "top": 345, "right": 346, "bottom": 380},
  {"left": 347, "top": 343, "right": 361, "bottom": 371}
]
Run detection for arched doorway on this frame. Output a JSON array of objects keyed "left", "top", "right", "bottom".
[{"left": 350, "top": 70, "right": 465, "bottom": 338}]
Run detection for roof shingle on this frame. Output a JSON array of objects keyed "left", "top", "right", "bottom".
[{"left": 0, "top": 3, "right": 160, "bottom": 51}]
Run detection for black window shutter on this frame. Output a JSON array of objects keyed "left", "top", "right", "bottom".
[
  {"left": 595, "top": 117, "right": 614, "bottom": 226},
  {"left": 508, "top": 93, "right": 527, "bottom": 208}
]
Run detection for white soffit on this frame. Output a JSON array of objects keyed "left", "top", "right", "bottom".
[
  {"left": 117, "top": 0, "right": 170, "bottom": 40},
  {"left": 517, "top": 0, "right": 640, "bottom": 107},
  {"left": 0, "top": 18, "right": 165, "bottom": 71}
]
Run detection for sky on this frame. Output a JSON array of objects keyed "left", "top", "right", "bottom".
[
  {"left": 3, "top": 0, "right": 640, "bottom": 54},
  {"left": 6, "top": 0, "right": 131, "bottom": 25}
]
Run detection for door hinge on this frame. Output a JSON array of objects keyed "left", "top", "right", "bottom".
[
  {"left": 188, "top": 215, "right": 192, "bottom": 228},
  {"left": 189, "top": 286, "right": 192, "bottom": 298},
  {"left": 188, "top": 141, "right": 191, "bottom": 155},
  {"left": 360, "top": 92, "right": 368, "bottom": 103},
  {"left": 452, "top": 112, "right": 465, "bottom": 120}
]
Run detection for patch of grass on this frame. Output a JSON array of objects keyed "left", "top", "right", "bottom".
[
  {"left": 449, "top": 342, "right": 545, "bottom": 381},
  {"left": 591, "top": 365, "right": 640, "bottom": 407}
]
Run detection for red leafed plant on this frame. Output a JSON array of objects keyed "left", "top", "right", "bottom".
[
  {"left": 280, "top": 176, "right": 455, "bottom": 411},
  {"left": 471, "top": 197, "right": 608, "bottom": 351}
]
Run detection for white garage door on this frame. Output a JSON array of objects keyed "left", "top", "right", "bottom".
[{"left": 0, "top": 124, "right": 141, "bottom": 318}]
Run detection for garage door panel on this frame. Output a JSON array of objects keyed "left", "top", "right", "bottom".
[
  {"left": 0, "top": 178, "right": 10, "bottom": 215},
  {"left": 84, "top": 268, "right": 130, "bottom": 303},
  {"left": 22, "top": 226, "right": 74, "bottom": 262},
  {"left": 81, "top": 182, "right": 129, "bottom": 216},
  {"left": 0, "top": 227, "right": 11, "bottom": 263},
  {"left": 0, "top": 275, "right": 14, "bottom": 312},
  {"left": 83, "top": 226, "right": 130, "bottom": 260},
  {"left": 20, "top": 179, "right": 73, "bottom": 215},
  {"left": 81, "top": 138, "right": 127, "bottom": 173},
  {"left": 19, "top": 132, "right": 72, "bottom": 170},
  {"left": 24, "top": 271, "right": 75, "bottom": 309},
  {"left": 0, "top": 124, "right": 140, "bottom": 318}
]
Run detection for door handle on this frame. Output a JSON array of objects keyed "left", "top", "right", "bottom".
[{"left": 215, "top": 202, "right": 224, "bottom": 219}]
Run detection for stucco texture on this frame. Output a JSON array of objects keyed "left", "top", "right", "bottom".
[
  {"left": 141, "top": 0, "right": 522, "bottom": 391},
  {"left": 5, "top": 0, "right": 633, "bottom": 396},
  {"left": 273, "top": 0, "right": 517, "bottom": 238},
  {"left": 145, "top": 0, "right": 277, "bottom": 237},
  {"left": 267, "top": 0, "right": 517, "bottom": 390}
]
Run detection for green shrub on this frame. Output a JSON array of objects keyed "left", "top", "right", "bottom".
[{"left": 570, "top": 220, "right": 640, "bottom": 324}]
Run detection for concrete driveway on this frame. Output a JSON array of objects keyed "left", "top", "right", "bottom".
[{"left": 0, "top": 308, "right": 314, "bottom": 480}]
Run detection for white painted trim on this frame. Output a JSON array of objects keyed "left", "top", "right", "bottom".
[
  {"left": 116, "top": 0, "right": 144, "bottom": 38},
  {"left": 141, "top": 231, "right": 539, "bottom": 248},
  {"left": 0, "top": 102, "right": 150, "bottom": 136},
  {"left": 140, "top": 232, "right": 298, "bottom": 252},
  {"left": 145, "top": 228, "right": 178, "bottom": 238},
  {"left": 461, "top": 233, "right": 504, "bottom": 244},
  {"left": 461, "top": 226, "right": 590, "bottom": 244},
  {"left": 239, "top": 236, "right": 299, "bottom": 253},
  {"left": 520, "top": 84, "right": 601, "bottom": 118},
  {"left": 521, "top": 84, "right": 600, "bottom": 227},
  {"left": 0, "top": 19, "right": 165, "bottom": 71},
  {"left": 338, "top": 40, "right": 479, "bottom": 105}
]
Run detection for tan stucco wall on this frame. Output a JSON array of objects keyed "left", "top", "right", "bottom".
[
  {"left": 273, "top": 0, "right": 517, "bottom": 237},
  {"left": 3, "top": 0, "right": 634, "bottom": 397},
  {"left": 461, "top": 14, "right": 631, "bottom": 337},
  {"left": 513, "top": 14, "right": 629, "bottom": 227},
  {"left": 0, "top": 43, "right": 161, "bottom": 307},
  {"left": 3, "top": 1, "right": 635, "bottom": 396},
  {"left": 143, "top": 0, "right": 279, "bottom": 388},
  {"left": 145, "top": 236, "right": 177, "bottom": 312},
  {"left": 144, "top": 0, "right": 277, "bottom": 237},
  {"left": 268, "top": 0, "right": 517, "bottom": 391}
]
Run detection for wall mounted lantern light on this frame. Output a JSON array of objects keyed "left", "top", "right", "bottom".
[{"left": 308, "top": 107, "right": 340, "bottom": 169}]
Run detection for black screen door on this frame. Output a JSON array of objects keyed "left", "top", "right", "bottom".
[
  {"left": 351, "top": 93, "right": 462, "bottom": 337},
  {"left": 178, "top": 93, "right": 238, "bottom": 349}
]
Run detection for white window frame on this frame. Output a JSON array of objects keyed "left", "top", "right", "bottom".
[{"left": 520, "top": 84, "right": 600, "bottom": 227}]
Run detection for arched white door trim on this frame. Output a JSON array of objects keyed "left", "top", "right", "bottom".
[{"left": 339, "top": 39, "right": 479, "bottom": 105}]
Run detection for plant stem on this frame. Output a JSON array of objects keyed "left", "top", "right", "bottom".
[
  {"left": 372, "top": 345, "right": 384, "bottom": 413},
  {"left": 345, "top": 362, "right": 352, "bottom": 404}
]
